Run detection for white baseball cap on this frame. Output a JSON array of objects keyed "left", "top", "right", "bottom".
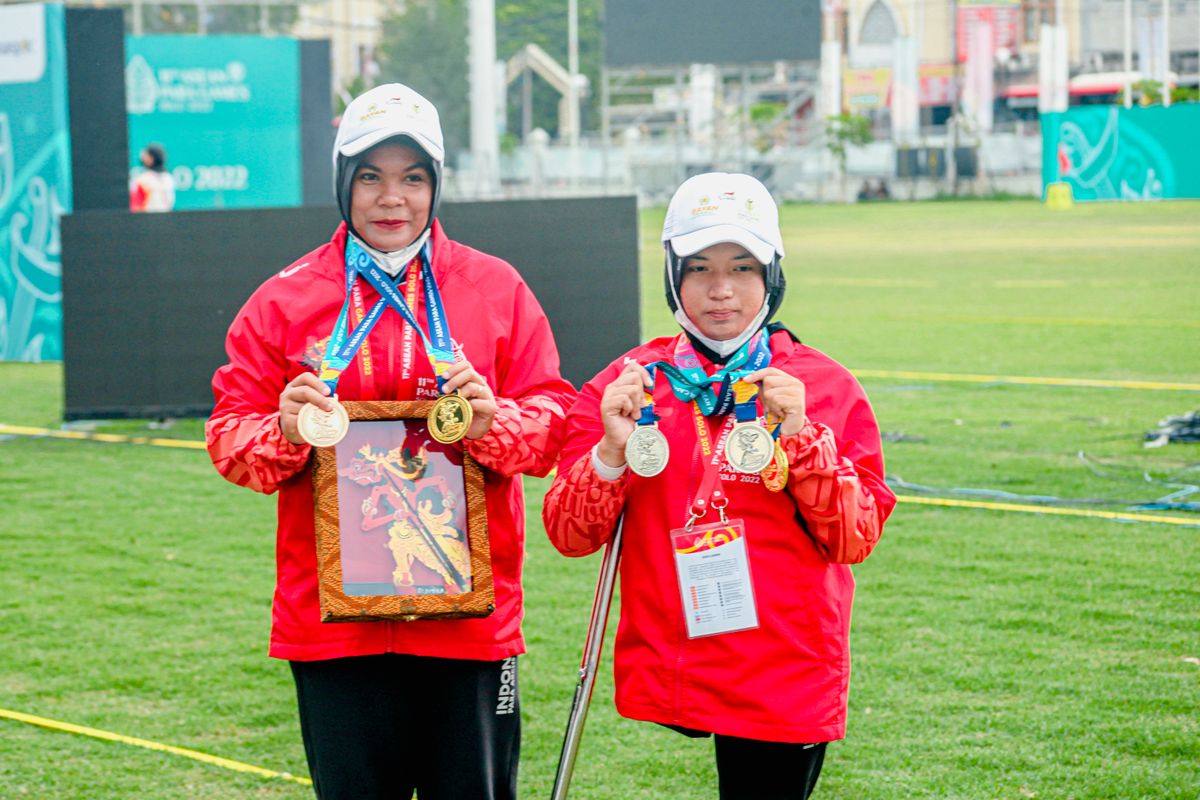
[
  {"left": 334, "top": 83, "right": 445, "bottom": 165},
  {"left": 661, "top": 172, "right": 784, "bottom": 265}
]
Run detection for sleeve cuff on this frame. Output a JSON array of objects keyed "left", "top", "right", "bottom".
[{"left": 591, "top": 444, "right": 628, "bottom": 481}]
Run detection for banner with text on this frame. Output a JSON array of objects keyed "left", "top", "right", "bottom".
[{"left": 126, "top": 35, "right": 301, "bottom": 210}]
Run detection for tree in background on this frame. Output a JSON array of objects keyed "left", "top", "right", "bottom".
[
  {"left": 374, "top": 0, "right": 602, "bottom": 162},
  {"left": 825, "top": 112, "right": 873, "bottom": 200},
  {"left": 375, "top": 0, "right": 470, "bottom": 159},
  {"left": 496, "top": 0, "right": 601, "bottom": 141}
]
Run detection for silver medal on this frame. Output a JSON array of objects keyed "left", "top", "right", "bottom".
[
  {"left": 725, "top": 422, "right": 774, "bottom": 474},
  {"left": 624, "top": 425, "right": 670, "bottom": 477}
]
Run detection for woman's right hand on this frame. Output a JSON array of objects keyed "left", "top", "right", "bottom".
[
  {"left": 279, "top": 372, "right": 333, "bottom": 445},
  {"left": 596, "top": 360, "right": 654, "bottom": 468}
]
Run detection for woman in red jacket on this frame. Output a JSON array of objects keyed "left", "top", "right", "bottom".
[
  {"left": 207, "top": 83, "right": 575, "bottom": 800},
  {"left": 543, "top": 172, "right": 895, "bottom": 799}
]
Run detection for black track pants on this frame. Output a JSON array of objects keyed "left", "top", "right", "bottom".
[
  {"left": 714, "top": 735, "right": 827, "bottom": 800},
  {"left": 290, "top": 653, "right": 520, "bottom": 800}
]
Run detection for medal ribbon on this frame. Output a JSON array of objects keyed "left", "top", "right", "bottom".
[
  {"left": 686, "top": 402, "right": 737, "bottom": 527},
  {"left": 732, "top": 377, "right": 761, "bottom": 424},
  {"left": 635, "top": 364, "right": 659, "bottom": 427},
  {"left": 349, "top": 238, "right": 459, "bottom": 393},
  {"left": 654, "top": 331, "right": 772, "bottom": 417},
  {"left": 316, "top": 242, "right": 396, "bottom": 395}
]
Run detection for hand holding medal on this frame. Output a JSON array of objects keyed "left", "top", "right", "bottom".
[
  {"left": 740, "top": 368, "right": 807, "bottom": 437},
  {"left": 740, "top": 367, "right": 807, "bottom": 490},
  {"left": 597, "top": 361, "right": 665, "bottom": 476},
  {"left": 280, "top": 372, "right": 350, "bottom": 447},
  {"left": 436, "top": 359, "right": 498, "bottom": 442}
]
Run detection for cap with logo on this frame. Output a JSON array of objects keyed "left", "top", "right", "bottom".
[
  {"left": 661, "top": 173, "right": 788, "bottom": 355},
  {"left": 662, "top": 172, "right": 785, "bottom": 265},
  {"left": 333, "top": 83, "right": 445, "bottom": 252},
  {"left": 334, "top": 83, "right": 444, "bottom": 165}
]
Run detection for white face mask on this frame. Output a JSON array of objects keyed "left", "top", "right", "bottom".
[
  {"left": 667, "top": 272, "right": 771, "bottom": 358},
  {"left": 352, "top": 229, "right": 432, "bottom": 277}
]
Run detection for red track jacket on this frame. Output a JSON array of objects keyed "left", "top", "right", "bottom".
[
  {"left": 208, "top": 221, "right": 575, "bottom": 662},
  {"left": 544, "top": 329, "right": 895, "bottom": 742}
]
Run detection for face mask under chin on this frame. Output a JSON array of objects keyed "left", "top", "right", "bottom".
[
  {"left": 353, "top": 228, "right": 432, "bottom": 277},
  {"left": 675, "top": 300, "right": 771, "bottom": 359}
]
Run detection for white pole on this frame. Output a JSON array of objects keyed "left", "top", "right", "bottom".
[
  {"left": 567, "top": 0, "right": 580, "bottom": 145},
  {"left": 468, "top": 0, "right": 499, "bottom": 195},
  {"left": 1123, "top": 0, "right": 1133, "bottom": 107},
  {"left": 567, "top": 0, "right": 581, "bottom": 186},
  {"left": 1162, "top": 0, "right": 1171, "bottom": 106}
]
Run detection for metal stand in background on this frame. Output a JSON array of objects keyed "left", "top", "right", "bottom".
[{"left": 550, "top": 516, "right": 625, "bottom": 800}]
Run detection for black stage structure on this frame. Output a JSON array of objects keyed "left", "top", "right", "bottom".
[{"left": 60, "top": 197, "right": 640, "bottom": 420}]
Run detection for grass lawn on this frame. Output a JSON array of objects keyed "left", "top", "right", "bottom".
[{"left": 1, "top": 199, "right": 1198, "bottom": 799}]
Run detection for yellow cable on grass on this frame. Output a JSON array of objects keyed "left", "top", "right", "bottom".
[
  {"left": 0, "top": 707, "right": 311, "bottom": 786},
  {"left": 0, "top": 424, "right": 207, "bottom": 449},
  {"left": 852, "top": 369, "right": 1200, "bottom": 392},
  {"left": 896, "top": 495, "right": 1199, "bottom": 527}
]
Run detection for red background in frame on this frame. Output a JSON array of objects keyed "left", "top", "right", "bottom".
[{"left": 333, "top": 419, "right": 469, "bottom": 596}]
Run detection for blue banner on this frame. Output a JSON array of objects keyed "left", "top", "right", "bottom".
[
  {"left": 1041, "top": 104, "right": 1200, "bottom": 201},
  {"left": 0, "top": 2, "right": 72, "bottom": 362},
  {"left": 126, "top": 35, "right": 301, "bottom": 210}
]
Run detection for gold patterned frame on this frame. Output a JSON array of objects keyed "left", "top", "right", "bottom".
[{"left": 311, "top": 400, "right": 494, "bottom": 622}]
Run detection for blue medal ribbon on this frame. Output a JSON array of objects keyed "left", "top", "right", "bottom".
[
  {"left": 652, "top": 331, "right": 772, "bottom": 418},
  {"left": 348, "top": 238, "right": 458, "bottom": 393},
  {"left": 636, "top": 364, "right": 659, "bottom": 426},
  {"left": 316, "top": 242, "right": 391, "bottom": 394},
  {"left": 318, "top": 238, "right": 457, "bottom": 395}
]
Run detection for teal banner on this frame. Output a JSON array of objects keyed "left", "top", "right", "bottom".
[
  {"left": 0, "top": 2, "right": 71, "bottom": 362},
  {"left": 1042, "top": 104, "right": 1200, "bottom": 201},
  {"left": 125, "top": 35, "right": 301, "bottom": 210}
]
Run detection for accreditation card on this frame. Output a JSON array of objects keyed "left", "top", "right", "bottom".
[{"left": 670, "top": 519, "right": 759, "bottom": 639}]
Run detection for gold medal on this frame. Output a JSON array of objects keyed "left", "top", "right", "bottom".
[
  {"left": 429, "top": 393, "right": 473, "bottom": 444},
  {"left": 760, "top": 441, "right": 789, "bottom": 492},
  {"left": 297, "top": 397, "right": 350, "bottom": 447}
]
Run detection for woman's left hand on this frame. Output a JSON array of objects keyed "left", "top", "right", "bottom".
[
  {"left": 742, "top": 368, "right": 808, "bottom": 437},
  {"left": 440, "top": 359, "right": 499, "bottom": 440}
]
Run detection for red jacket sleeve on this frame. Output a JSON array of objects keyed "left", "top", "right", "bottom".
[
  {"left": 542, "top": 368, "right": 627, "bottom": 556},
  {"left": 206, "top": 291, "right": 312, "bottom": 495},
  {"left": 464, "top": 278, "right": 576, "bottom": 478},
  {"left": 781, "top": 411, "right": 895, "bottom": 565}
]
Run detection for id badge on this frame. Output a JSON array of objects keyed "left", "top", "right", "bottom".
[{"left": 670, "top": 519, "right": 759, "bottom": 639}]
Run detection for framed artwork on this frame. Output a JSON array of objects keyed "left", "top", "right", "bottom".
[{"left": 311, "top": 400, "right": 494, "bottom": 622}]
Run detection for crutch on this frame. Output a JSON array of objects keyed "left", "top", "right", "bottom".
[{"left": 550, "top": 515, "right": 625, "bottom": 800}]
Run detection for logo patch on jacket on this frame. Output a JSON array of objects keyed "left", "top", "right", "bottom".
[{"left": 300, "top": 335, "right": 330, "bottom": 371}]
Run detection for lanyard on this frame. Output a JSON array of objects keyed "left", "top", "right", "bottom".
[
  {"left": 348, "top": 279, "right": 376, "bottom": 396},
  {"left": 349, "top": 237, "right": 458, "bottom": 393},
  {"left": 635, "top": 364, "right": 659, "bottom": 427},
  {"left": 685, "top": 402, "right": 737, "bottom": 529},
  {"left": 317, "top": 242, "right": 397, "bottom": 395},
  {"left": 655, "top": 331, "right": 772, "bottom": 417}
]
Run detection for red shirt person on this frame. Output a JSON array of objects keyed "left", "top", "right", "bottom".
[
  {"left": 207, "top": 83, "right": 575, "bottom": 800},
  {"left": 543, "top": 172, "right": 895, "bottom": 800}
]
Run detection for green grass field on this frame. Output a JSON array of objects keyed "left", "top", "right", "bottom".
[{"left": 2, "top": 200, "right": 1198, "bottom": 799}]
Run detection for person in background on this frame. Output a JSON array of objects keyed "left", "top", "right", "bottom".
[
  {"left": 206, "top": 83, "right": 575, "bottom": 800},
  {"left": 129, "top": 143, "right": 175, "bottom": 212},
  {"left": 543, "top": 172, "right": 895, "bottom": 799}
]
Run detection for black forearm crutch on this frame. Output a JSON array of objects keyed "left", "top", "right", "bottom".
[{"left": 551, "top": 515, "right": 625, "bottom": 800}]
